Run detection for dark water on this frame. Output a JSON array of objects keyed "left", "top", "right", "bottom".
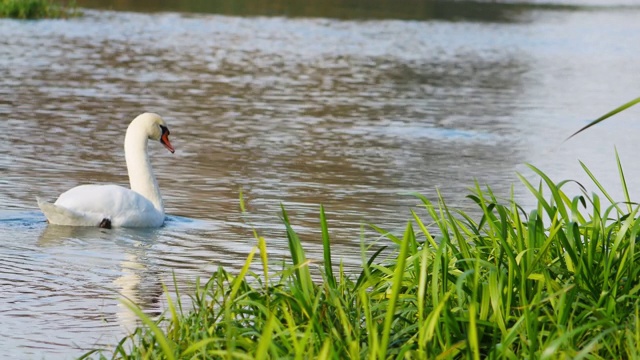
[
  {"left": 75, "top": 0, "right": 582, "bottom": 21},
  {"left": 2, "top": 1, "right": 640, "bottom": 358}
]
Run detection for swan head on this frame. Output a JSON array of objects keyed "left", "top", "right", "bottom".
[{"left": 132, "top": 112, "right": 175, "bottom": 153}]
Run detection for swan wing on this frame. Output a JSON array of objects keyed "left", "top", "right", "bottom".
[
  {"left": 40, "top": 184, "right": 164, "bottom": 228},
  {"left": 37, "top": 196, "right": 100, "bottom": 226}
]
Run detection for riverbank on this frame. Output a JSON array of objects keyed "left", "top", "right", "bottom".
[
  {"left": 86, "top": 159, "right": 640, "bottom": 359},
  {"left": 0, "top": 0, "right": 80, "bottom": 19}
]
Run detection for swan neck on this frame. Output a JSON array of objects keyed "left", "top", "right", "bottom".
[{"left": 124, "top": 125, "right": 164, "bottom": 213}]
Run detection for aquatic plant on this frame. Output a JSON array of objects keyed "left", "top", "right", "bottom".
[
  {"left": 0, "top": 0, "right": 80, "bottom": 19},
  {"left": 566, "top": 96, "right": 640, "bottom": 140},
  {"left": 82, "top": 151, "right": 640, "bottom": 359}
]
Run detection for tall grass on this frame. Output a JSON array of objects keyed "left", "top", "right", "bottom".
[
  {"left": 84, "top": 153, "right": 640, "bottom": 359},
  {"left": 0, "top": 0, "right": 80, "bottom": 19}
]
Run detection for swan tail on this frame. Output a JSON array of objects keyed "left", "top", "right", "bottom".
[{"left": 37, "top": 197, "right": 102, "bottom": 226}]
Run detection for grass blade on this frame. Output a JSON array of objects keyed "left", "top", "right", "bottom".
[
  {"left": 320, "top": 205, "right": 337, "bottom": 289},
  {"left": 566, "top": 96, "right": 640, "bottom": 141},
  {"left": 121, "top": 299, "right": 176, "bottom": 360},
  {"left": 378, "top": 221, "right": 413, "bottom": 358}
]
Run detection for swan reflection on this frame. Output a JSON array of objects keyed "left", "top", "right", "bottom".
[{"left": 37, "top": 225, "right": 164, "bottom": 333}]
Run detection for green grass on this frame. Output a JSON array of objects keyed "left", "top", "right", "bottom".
[
  {"left": 82, "top": 151, "right": 640, "bottom": 359},
  {"left": 0, "top": 0, "right": 80, "bottom": 19}
]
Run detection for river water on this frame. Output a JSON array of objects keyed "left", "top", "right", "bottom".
[{"left": 1, "top": 1, "right": 640, "bottom": 358}]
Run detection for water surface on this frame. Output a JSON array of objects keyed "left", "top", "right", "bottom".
[{"left": 2, "top": 1, "right": 640, "bottom": 358}]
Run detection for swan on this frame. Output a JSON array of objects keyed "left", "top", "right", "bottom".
[{"left": 37, "top": 113, "right": 175, "bottom": 228}]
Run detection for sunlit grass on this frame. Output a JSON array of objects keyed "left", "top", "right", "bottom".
[
  {"left": 0, "top": 0, "right": 80, "bottom": 19},
  {"left": 82, "top": 151, "right": 640, "bottom": 359},
  {"left": 567, "top": 96, "right": 640, "bottom": 141}
]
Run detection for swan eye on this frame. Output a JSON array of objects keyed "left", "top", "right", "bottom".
[{"left": 159, "top": 125, "right": 170, "bottom": 136}]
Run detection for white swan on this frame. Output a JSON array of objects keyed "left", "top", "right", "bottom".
[{"left": 37, "top": 113, "right": 175, "bottom": 228}]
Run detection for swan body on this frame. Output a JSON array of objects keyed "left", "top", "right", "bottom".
[{"left": 37, "top": 113, "right": 175, "bottom": 228}]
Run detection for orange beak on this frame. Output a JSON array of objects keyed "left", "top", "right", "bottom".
[{"left": 160, "top": 131, "right": 175, "bottom": 153}]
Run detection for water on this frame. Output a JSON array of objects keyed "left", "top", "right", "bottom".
[{"left": 2, "top": 1, "right": 640, "bottom": 358}]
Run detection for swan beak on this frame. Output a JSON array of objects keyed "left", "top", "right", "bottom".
[{"left": 160, "top": 132, "right": 175, "bottom": 153}]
